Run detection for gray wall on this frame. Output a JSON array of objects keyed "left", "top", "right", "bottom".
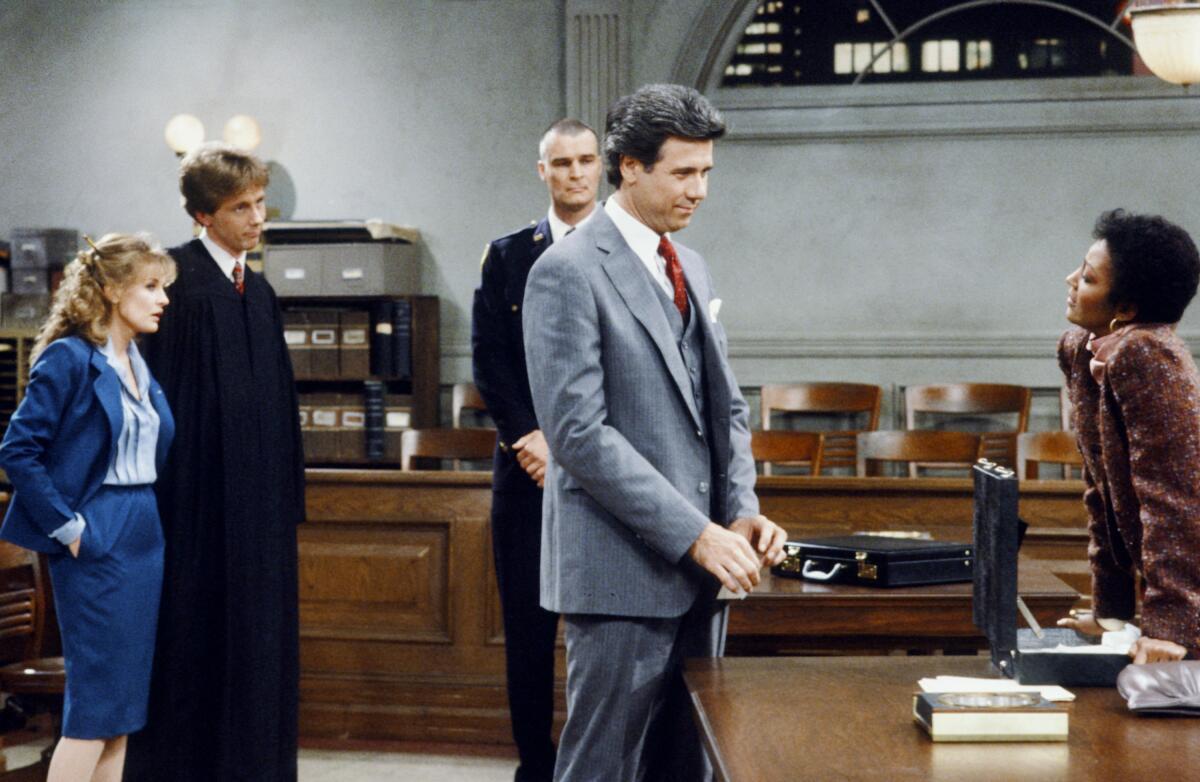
[
  {"left": 4, "top": 0, "right": 1200, "bottom": 411},
  {"left": 0, "top": 0, "right": 564, "bottom": 372}
]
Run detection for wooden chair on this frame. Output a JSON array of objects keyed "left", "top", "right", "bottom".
[
  {"left": 451, "top": 382, "right": 491, "bottom": 429},
  {"left": 856, "top": 431, "right": 982, "bottom": 477},
  {"left": 400, "top": 428, "right": 496, "bottom": 470},
  {"left": 760, "top": 383, "right": 882, "bottom": 474},
  {"left": 904, "top": 383, "right": 1031, "bottom": 469},
  {"left": 750, "top": 430, "right": 823, "bottom": 476},
  {"left": 0, "top": 536, "right": 64, "bottom": 776},
  {"left": 1018, "top": 431, "right": 1083, "bottom": 480}
]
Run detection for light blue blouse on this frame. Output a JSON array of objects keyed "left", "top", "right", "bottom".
[
  {"left": 99, "top": 336, "right": 160, "bottom": 485},
  {"left": 49, "top": 337, "right": 160, "bottom": 545}
]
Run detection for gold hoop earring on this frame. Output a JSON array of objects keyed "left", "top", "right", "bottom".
[{"left": 1109, "top": 317, "right": 1126, "bottom": 333}]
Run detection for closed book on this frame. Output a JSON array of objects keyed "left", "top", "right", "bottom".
[
  {"left": 912, "top": 692, "right": 1068, "bottom": 742},
  {"left": 370, "top": 300, "right": 395, "bottom": 377},
  {"left": 391, "top": 298, "right": 412, "bottom": 380},
  {"left": 364, "top": 381, "right": 385, "bottom": 460}
]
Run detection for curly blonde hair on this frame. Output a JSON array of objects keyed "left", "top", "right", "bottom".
[{"left": 32, "top": 233, "right": 176, "bottom": 362}]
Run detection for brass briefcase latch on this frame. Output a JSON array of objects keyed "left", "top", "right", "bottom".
[{"left": 855, "top": 550, "right": 878, "bottom": 580}]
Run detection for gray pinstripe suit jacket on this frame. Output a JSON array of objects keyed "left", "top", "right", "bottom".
[{"left": 523, "top": 207, "right": 759, "bottom": 619}]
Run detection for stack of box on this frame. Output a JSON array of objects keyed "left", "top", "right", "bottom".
[
  {"left": 284, "top": 307, "right": 393, "bottom": 380},
  {"left": 9, "top": 228, "right": 77, "bottom": 293},
  {"left": 297, "top": 386, "right": 411, "bottom": 464}
]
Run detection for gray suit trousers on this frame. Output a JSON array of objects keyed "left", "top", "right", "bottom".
[{"left": 554, "top": 596, "right": 727, "bottom": 782}]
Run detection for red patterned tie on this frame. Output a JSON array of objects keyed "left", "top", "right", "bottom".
[
  {"left": 232, "top": 261, "right": 244, "bottom": 295},
  {"left": 658, "top": 235, "right": 689, "bottom": 318}
]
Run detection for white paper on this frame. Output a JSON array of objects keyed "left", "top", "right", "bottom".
[
  {"left": 716, "top": 585, "right": 748, "bottom": 601},
  {"left": 918, "top": 676, "right": 1076, "bottom": 702},
  {"left": 1022, "top": 624, "right": 1141, "bottom": 656}
]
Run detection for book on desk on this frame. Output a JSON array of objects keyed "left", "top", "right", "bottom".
[{"left": 912, "top": 691, "right": 1068, "bottom": 742}]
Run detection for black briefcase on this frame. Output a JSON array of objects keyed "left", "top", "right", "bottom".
[
  {"left": 772, "top": 534, "right": 974, "bottom": 587},
  {"left": 973, "top": 460, "right": 1128, "bottom": 686}
]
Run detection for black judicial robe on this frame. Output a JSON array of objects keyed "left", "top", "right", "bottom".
[{"left": 125, "top": 239, "right": 304, "bottom": 782}]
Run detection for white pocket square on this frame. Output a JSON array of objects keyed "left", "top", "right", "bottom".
[{"left": 708, "top": 298, "right": 722, "bottom": 323}]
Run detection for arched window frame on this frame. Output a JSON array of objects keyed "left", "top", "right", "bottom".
[{"left": 668, "top": 0, "right": 1200, "bottom": 142}]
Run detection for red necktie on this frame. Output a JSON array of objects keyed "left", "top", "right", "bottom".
[
  {"left": 232, "top": 261, "right": 244, "bottom": 295},
  {"left": 658, "top": 235, "right": 689, "bottom": 318}
]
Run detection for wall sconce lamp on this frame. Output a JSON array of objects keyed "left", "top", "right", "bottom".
[
  {"left": 164, "top": 114, "right": 205, "bottom": 157},
  {"left": 223, "top": 114, "right": 263, "bottom": 151},
  {"left": 1130, "top": 1, "right": 1200, "bottom": 86},
  {"left": 163, "top": 113, "right": 263, "bottom": 157}
]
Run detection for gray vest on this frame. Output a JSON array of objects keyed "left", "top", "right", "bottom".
[{"left": 651, "top": 274, "right": 711, "bottom": 439}]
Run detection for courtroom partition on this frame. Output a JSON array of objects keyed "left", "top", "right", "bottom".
[
  {"left": 297, "top": 468, "right": 554, "bottom": 746},
  {"left": 296, "top": 470, "right": 1089, "bottom": 746}
]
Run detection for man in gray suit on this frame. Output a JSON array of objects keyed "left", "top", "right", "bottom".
[{"left": 523, "top": 84, "right": 787, "bottom": 782}]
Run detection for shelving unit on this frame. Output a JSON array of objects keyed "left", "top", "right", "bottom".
[
  {"left": 0, "top": 330, "right": 38, "bottom": 438},
  {"left": 282, "top": 295, "right": 439, "bottom": 467}
]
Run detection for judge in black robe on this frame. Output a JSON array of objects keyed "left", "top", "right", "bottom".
[{"left": 125, "top": 237, "right": 305, "bottom": 781}]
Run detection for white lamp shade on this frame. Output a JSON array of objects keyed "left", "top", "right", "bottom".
[
  {"left": 1132, "top": 5, "right": 1200, "bottom": 86},
  {"left": 223, "top": 114, "right": 262, "bottom": 151},
  {"left": 164, "top": 114, "right": 205, "bottom": 154}
]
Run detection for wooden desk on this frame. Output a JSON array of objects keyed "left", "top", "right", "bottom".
[
  {"left": 727, "top": 559, "right": 1079, "bottom": 654},
  {"left": 685, "top": 656, "right": 1194, "bottom": 782},
  {"left": 295, "top": 470, "right": 1089, "bottom": 746}
]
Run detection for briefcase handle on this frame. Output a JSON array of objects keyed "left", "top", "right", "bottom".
[{"left": 801, "top": 560, "right": 845, "bottom": 581}]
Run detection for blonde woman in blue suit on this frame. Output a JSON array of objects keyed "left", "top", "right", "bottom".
[{"left": 0, "top": 234, "right": 175, "bottom": 782}]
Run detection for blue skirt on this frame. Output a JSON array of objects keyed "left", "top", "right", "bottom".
[{"left": 48, "top": 484, "right": 163, "bottom": 739}]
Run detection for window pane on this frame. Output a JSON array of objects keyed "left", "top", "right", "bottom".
[
  {"left": 921, "top": 40, "right": 940, "bottom": 73},
  {"left": 853, "top": 42, "right": 873, "bottom": 73},
  {"left": 722, "top": 1, "right": 1138, "bottom": 87},
  {"left": 872, "top": 42, "right": 891, "bottom": 74},
  {"left": 834, "top": 42, "right": 854, "bottom": 75},
  {"left": 940, "top": 39, "right": 960, "bottom": 72}
]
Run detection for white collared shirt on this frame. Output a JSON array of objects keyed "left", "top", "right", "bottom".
[
  {"left": 604, "top": 197, "right": 674, "bottom": 298},
  {"left": 547, "top": 204, "right": 597, "bottom": 244},
  {"left": 200, "top": 229, "right": 247, "bottom": 284}
]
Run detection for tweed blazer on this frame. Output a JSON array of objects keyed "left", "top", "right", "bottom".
[
  {"left": 1059, "top": 325, "right": 1200, "bottom": 654},
  {"left": 522, "top": 207, "right": 759, "bottom": 619}
]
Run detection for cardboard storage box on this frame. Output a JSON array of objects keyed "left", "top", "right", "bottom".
[{"left": 264, "top": 242, "right": 418, "bottom": 297}]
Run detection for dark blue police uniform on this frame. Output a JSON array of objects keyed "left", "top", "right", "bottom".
[{"left": 471, "top": 217, "right": 559, "bottom": 782}]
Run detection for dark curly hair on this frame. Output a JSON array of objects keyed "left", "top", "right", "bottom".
[
  {"left": 603, "top": 84, "right": 726, "bottom": 188},
  {"left": 1095, "top": 209, "right": 1200, "bottom": 324}
]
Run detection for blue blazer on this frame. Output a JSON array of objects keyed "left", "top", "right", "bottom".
[{"left": 0, "top": 336, "right": 174, "bottom": 553}]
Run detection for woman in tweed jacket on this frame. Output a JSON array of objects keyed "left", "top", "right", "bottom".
[{"left": 1058, "top": 209, "right": 1200, "bottom": 663}]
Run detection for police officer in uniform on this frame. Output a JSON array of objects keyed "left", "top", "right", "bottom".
[{"left": 471, "top": 118, "right": 601, "bottom": 782}]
